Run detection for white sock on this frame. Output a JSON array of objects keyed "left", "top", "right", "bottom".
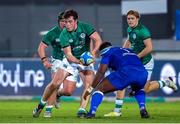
[{"left": 114, "top": 99, "right": 123, "bottom": 113}]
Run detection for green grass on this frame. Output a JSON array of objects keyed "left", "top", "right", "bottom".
[{"left": 0, "top": 100, "right": 180, "bottom": 123}]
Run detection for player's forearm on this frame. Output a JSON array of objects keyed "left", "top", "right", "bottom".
[
  {"left": 38, "top": 43, "right": 51, "bottom": 68},
  {"left": 90, "top": 32, "right": 102, "bottom": 57},
  {"left": 38, "top": 48, "right": 48, "bottom": 63},
  {"left": 91, "top": 71, "right": 105, "bottom": 88},
  {"left": 92, "top": 44, "right": 101, "bottom": 58},
  {"left": 38, "top": 42, "right": 48, "bottom": 59},
  {"left": 66, "top": 54, "right": 81, "bottom": 64},
  {"left": 139, "top": 38, "right": 153, "bottom": 58},
  {"left": 38, "top": 48, "right": 46, "bottom": 59},
  {"left": 123, "top": 40, "right": 131, "bottom": 48},
  {"left": 63, "top": 46, "right": 81, "bottom": 64},
  {"left": 138, "top": 47, "right": 152, "bottom": 58},
  {"left": 92, "top": 42, "right": 101, "bottom": 57}
]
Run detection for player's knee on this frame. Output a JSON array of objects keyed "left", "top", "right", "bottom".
[
  {"left": 64, "top": 89, "right": 73, "bottom": 96},
  {"left": 65, "top": 92, "right": 72, "bottom": 96},
  {"left": 144, "top": 87, "right": 150, "bottom": 93},
  {"left": 84, "top": 83, "right": 91, "bottom": 89},
  {"left": 145, "top": 89, "right": 150, "bottom": 93},
  {"left": 50, "top": 82, "right": 58, "bottom": 90}
]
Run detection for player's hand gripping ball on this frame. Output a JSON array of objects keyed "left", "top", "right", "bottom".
[{"left": 80, "top": 52, "right": 94, "bottom": 66}]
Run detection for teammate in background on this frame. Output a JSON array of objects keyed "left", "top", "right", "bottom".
[
  {"left": 34, "top": 11, "right": 78, "bottom": 118},
  {"left": 104, "top": 10, "right": 178, "bottom": 117},
  {"left": 84, "top": 41, "right": 150, "bottom": 118},
  {"left": 59, "top": 9, "right": 102, "bottom": 118}
]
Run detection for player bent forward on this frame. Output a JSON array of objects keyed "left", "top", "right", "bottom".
[{"left": 83, "top": 41, "right": 150, "bottom": 118}]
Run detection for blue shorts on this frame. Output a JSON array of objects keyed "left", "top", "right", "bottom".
[{"left": 107, "top": 66, "right": 148, "bottom": 91}]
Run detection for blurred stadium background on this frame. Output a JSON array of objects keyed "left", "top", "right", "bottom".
[{"left": 0, "top": 0, "right": 180, "bottom": 102}]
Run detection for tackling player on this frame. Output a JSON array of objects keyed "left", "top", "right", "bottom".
[{"left": 84, "top": 41, "right": 149, "bottom": 118}]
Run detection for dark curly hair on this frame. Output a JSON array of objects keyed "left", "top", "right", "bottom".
[
  {"left": 64, "top": 9, "right": 78, "bottom": 20},
  {"left": 99, "top": 41, "right": 112, "bottom": 51}
]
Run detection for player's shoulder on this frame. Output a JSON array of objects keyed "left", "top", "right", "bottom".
[
  {"left": 60, "top": 28, "right": 70, "bottom": 39},
  {"left": 60, "top": 28, "right": 68, "bottom": 34},
  {"left": 127, "top": 27, "right": 132, "bottom": 33},
  {"left": 78, "top": 21, "right": 88, "bottom": 25},
  {"left": 78, "top": 21, "right": 93, "bottom": 27},
  {"left": 106, "top": 47, "right": 119, "bottom": 54},
  {"left": 142, "top": 26, "right": 151, "bottom": 37},
  {"left": 138, "top": 24, "right": 149, "bottom": 31},
  {"left": 46, "top": 26, "right": 61, "bottom": 35}
]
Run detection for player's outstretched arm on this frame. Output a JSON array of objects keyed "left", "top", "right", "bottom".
[{"left": 83, "top": 64, "right": 107, "bottom": 100}]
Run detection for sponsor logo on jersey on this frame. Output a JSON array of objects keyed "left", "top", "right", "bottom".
[
  {"left": 73, "top": 46, "right": 83, "bottom": 51},
  {"left": 132, "top": 33, "right": 137, "bottom": 40},
  {"left": 69, "top": 39, "right": 73, "bottom": 43},
  {"left": 63, "top": 64, "right": 68, "bottom": 68},
  {"left": 80, "top": 33, "right": 86, "bottom": 38},
  {"left": 55, "top": 38, "right": 60, "bottom": 42}
]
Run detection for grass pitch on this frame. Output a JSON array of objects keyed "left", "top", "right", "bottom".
[{"left": 0, "top": 100, "right": 180, "bottom": 123}]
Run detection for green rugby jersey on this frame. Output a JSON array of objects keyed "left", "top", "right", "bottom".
[
  {"left": 42, "top": 26, "right": 64, "bottom": 60},
  {"left": 127, "top": 23, "right": 152, "bottom": 65},
  {"left": 59, "top": 21, "right": 96, "bottom": 59}
]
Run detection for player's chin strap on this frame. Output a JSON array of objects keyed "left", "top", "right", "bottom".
[{"left": 99, "top": 46, "right": 112, "bottom": 56}]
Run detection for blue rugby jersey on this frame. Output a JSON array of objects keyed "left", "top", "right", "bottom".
[{"left": 100, "top": 47, "right": 144, "bottom": 71}]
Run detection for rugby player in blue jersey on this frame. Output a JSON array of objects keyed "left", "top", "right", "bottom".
[{"left": 83, "top": 41, "right": 149, "bottom": 118}]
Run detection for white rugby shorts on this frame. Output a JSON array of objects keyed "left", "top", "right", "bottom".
[
  {"left": 144, "top": 57, "right": 154, "bottom": 81},
  {"left": 51, "top": 57, "right": 78, "bottom": 82}
]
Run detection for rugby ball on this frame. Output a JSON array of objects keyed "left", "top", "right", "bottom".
[{"left": 80, "top": 52, "right": 94, "bottom": 65}]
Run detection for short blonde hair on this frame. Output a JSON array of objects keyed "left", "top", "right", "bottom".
[{"left": 126, "top": 10, "right": 140, "bottom": 19}]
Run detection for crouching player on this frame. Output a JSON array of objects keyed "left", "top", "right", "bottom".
[{"left": 83, "top": 41, "right": 150, "bottom": 118}]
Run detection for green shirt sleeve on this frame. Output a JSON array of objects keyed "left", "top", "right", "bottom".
[
  {"left": 42, "top": 30, "right": 55, "bottom": 46},
  {"left": 82, "top": 22, "right": 96, "bottom": 36},
  {"left": 141, "top": 27, "right": 151, "bottom": 40}
]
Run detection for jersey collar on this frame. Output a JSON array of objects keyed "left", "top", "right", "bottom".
[{"left": 99, "top": 46, "right": 112, "bottom": 56}]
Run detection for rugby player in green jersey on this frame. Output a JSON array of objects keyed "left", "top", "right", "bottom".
[
  {"left": 59, "top": 9, "right": 102, "bottom": 118},
  {"left": 33, "top": 11, "right": 78, "bottom": 118},
  {"left": 104, "top": 10, "right": 178, "bottom": 118}
]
